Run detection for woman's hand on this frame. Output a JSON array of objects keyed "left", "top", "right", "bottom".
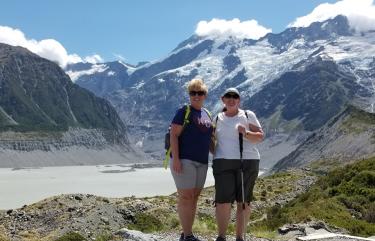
[
  {"left": 237, "top": 124, "right": 247, "bottom": 135},
  {"left": 237, "top": 123, "right": 264, "bottom": 143},
  {"left": 172, "top": 159, "right": 182, "bottom": 174}
]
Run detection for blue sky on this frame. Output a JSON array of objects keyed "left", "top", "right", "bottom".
[{"left": 0, "top": 0, "right": 367, "bottom": 65}]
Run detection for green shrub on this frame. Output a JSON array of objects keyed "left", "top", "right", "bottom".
[
  {"left": 128, "top": 213, "right": 163, "bottom": 233},
  {"left": 193, "top": 213, "right": 217, "bottom": 233},
  {"left": 55, "top": 232, "right": 86, "bottom": 241},
  {"left": 0, "top": 234, "right": 9, "bottom": 241},
  {"left": 353, "top": 171, "right": 375, "bottom": 188},
  {"left": 170, "top": 216, "right": 180, "bottom": 229},
  {"left": 338, "top": 195, "right": 366, "bottom": 213},
  {"left": 93, "top": 232, "right": 115, "bottom": 241},
  {"left": 253, "top": 157, "right": 375, "bottom": 237},
  {"left": 364, "top": 203, "right": 375, "bottom": 223}
]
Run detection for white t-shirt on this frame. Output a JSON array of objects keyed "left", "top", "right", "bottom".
[{"left": 213, "top": 109, "right": 261, "bottom": 160}]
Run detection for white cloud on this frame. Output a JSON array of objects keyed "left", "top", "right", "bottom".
[
  {"left": 289, "top": 0, "right": 375, "bottom": 32},
  {"left": 195, "top": 18, "right": 272, "bottom": 40},
  {"left": 0, "top": 25, "right": 103, "bottom": 68},
  {"left": 84, "top": 54, "right": 103, "bottom": 64}
]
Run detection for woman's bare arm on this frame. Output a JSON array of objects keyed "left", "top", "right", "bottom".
[{"left": 170, "top": 123, "right": 183, "bottom": 173}]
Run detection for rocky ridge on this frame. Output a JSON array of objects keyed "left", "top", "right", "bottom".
[{"left": 273, "top": 106, "right": 375, "bottom": 171}]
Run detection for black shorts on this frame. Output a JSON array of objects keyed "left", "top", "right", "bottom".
[{"left": 213, "top": 158, "right": 259, "bottom": 204}]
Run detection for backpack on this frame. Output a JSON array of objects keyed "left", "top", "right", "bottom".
[{"left": 163, "top": 105, "right": 212, "bottom": 169}]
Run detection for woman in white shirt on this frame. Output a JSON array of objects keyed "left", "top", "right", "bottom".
[{"left": 213, "top": 88, "right": 264, "bottom": 241}]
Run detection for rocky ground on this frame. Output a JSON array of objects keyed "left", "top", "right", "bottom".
[{"left": 0, "top": 169, "right": 370, "bottom": 241}]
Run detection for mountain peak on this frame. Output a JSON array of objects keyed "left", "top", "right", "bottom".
[
  {"left": 0, "top": 43, "right": 127, "bottom": 137},
  {"left": 264, "top": 15, "right": 352, "bottom": 51},
  {"left": 172, "top": 35, "right": 202, "bottom": 52},
  {"left": 306, "top": 15, "right": 352, "bottom": 36}
]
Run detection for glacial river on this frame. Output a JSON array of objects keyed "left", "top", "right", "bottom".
[
  {"left": 0, "top": 165, "right": 216, "bottom": 209},
  {"left": 0, "top": 164, "right": 264, "bottom": 210}
]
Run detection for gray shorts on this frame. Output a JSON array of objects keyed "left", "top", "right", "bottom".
[{"left": 170, "top": 159, "right": 208, "bottom": 189}]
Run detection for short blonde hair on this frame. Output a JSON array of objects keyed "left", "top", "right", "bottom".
[{"left": 187, "top": 78, "right": 208, "bottom": 94}]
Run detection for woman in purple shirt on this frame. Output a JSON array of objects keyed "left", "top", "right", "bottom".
[{"left": 170, "top": 78, "right": 213, "bottom": 241}]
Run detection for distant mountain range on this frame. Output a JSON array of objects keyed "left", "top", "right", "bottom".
[
  {"left": 0, "top": 43, "right": 144, "bottom": 167},
  {"left": 66, "top": 15, "right": 375, "bottom": 169}
]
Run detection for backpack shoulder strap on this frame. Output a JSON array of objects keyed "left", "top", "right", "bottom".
[
  {"left": 182, "top": 105, "right": 191, "bottom": 127},
  {"left": 214, "top": 113, "right": 220, "bottom": 129},
  {"left": 243, "top": 109, "right": 249, "bottom": 119},
  {"left": 202, "top": 107, "right": 212, "bottom": 121}
]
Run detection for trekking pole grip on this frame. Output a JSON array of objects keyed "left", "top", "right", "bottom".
[{"left": 239, "top": 133, "right": 243, "bottom": 158}]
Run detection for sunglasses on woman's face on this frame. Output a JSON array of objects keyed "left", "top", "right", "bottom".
[
  {"left": 189, "top": 91, "right": 206, "bottom": 96},
  {"left": 224, "top": 93, "right": 240, "bottom": 99}
]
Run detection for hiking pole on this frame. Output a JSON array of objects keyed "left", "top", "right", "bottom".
[{"left": 239, "top": 132, "right": 246, "bottom": 241}]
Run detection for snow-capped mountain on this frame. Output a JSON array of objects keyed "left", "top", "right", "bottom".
[
  {"left": 68, "top": 15, "right": 375, "bottom": 166},
  {"left": 65, "top": 61, "right": 136, "bottom": 97}
]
